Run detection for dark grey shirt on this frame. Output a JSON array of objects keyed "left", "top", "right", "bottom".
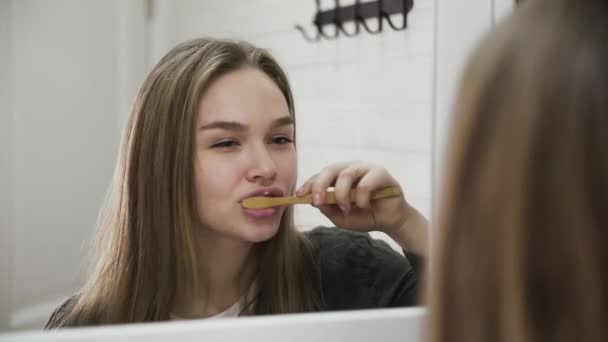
[{"left": 307, "top": 226, "right": 420, "bottom": 310}]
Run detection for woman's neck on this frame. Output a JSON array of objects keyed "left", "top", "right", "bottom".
[{"left": 173, "top": 229, "right": 257, "bottom": 318}]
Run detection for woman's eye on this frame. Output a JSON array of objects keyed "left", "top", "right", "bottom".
[
  {"left": 272, "top": 136, "right": 293, "bottom": 145},
  {"left": 211, "top": 140, "right": 239, "bottom": 148}
]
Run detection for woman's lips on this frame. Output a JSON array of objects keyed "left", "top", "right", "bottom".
[
  {"left": 242, "top": 207, "right": 279, "bottom": 218},
  {"left": 240, "top": 188, "right": 286, "bottom": 218}
]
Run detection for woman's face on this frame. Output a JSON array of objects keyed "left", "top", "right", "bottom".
[{"left": 194, "top": 67, "right": 297, "bottom": 243}]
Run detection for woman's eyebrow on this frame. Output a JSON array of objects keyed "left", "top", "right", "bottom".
[
  {"left": 271, "top": 116, "right": 294, "bottom": 128},
  {"left": 199, "top": 121, "right": 246, "bottom": 131},
  {"left": 199, "top": 116, "right": 293, "bottom": 131}
]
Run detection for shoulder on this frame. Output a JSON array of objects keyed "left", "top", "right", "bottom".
[{"left": 304, "top": 226, "right": 418, "bottom": 309}]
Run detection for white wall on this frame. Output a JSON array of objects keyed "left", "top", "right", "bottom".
[
  {"left": 1, "top": 0, "right": 145, "bottom": 331},
  {"left": 431, "top": 0, "right": 515, "bottom": 256},
  {"left": 494, "top": 0, "right": 515, "bottom": 22},
  {"left": 153, "top": 0, "right": 435, "bottom": 240},
  {"left": 0, "top": 0, "right": 15, "bottom": 332},
  {"left": 432, "top": 0, "right": 502, "bottom": 223}
]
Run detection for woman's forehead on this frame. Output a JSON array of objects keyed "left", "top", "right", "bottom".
[{"left": 197, "top": 68, "right": 290, "bottom": 125}]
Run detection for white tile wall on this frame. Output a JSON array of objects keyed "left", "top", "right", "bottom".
[{"left": 163, "top": 0, "right": 434, "bottom": 235}]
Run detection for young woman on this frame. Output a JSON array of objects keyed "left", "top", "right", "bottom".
[
  {"left": 430, "top": 0, "right": 608, "bottom": 341},
  {"left": 46, "top": 38, "right": 428, "bottom": 327}
]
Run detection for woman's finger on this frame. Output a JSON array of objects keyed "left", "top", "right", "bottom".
[
  {"left": 296, "top": 173, "right": 318, "bottom": 196},
  {"left": 310, "top": 162, "right": 352, "bottom": 206},
  {"left": 355, "top": 167, "right": 394, "bottom": 209},
  {"left": 334, "top": 163, "right": 369, "bottom": 213}
]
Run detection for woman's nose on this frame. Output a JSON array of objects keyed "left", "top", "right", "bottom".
[{"left": 245, "top": 145, "right": 277, "bottom": 184}]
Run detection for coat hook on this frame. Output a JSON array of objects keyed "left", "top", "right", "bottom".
[
  {"left": 295, "top": 24, "right": 321, "bottom": 42},
  {"left": 295, "top": 0, "right": 323, "bottom": 42},
  {"left": 296, "top": 0, "right": 339, "bottom": 42},
  {"left": 383, "top": 0, "right": 409, "bottom": 30},
  {"left": 318, "top": 0, "right": 339, "bottom": 39},
  {"left": 336, "top": 0, "right": 359, "bottom": 37},
  {"left": 359, "top": 0, "right": 383, "bottom": 34}
]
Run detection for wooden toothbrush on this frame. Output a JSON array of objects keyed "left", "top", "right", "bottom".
[{"left": 242, "top": 186, "right": 401, "bottom": 209}]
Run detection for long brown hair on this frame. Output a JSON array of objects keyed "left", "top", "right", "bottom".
[
  {"left": 431, "top": 1, "right": 608, "bottom": 342},
  {"left": 48, "top": 38, "right": 319, "bottom": 327}
]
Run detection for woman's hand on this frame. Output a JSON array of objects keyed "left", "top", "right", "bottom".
[{"left": 296, "top": 161, "right": 428, "bottom": 256}]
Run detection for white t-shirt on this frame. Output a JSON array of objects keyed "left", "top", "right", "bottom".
[
  {"left": 170, "top": 299, "right": 242, "bottom": 320},
  {"left": 170, "top": 284, "right": 256, "bottom": 320}
]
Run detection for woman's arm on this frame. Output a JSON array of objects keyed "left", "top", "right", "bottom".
[{"left": 385, "top": 204, "right": 429, "bottom": 258}]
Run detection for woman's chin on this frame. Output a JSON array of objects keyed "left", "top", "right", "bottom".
[{"left": 243, "top": 224, "right": 280, "bottom": 243}]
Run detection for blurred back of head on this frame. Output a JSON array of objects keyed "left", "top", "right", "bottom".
[{"left": 431, "top": 1, "right": 608, "bottom": 342}]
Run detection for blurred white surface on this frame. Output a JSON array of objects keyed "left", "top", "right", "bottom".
[{"left": 0, "top": 308, "right": 425, "bottom": 342}]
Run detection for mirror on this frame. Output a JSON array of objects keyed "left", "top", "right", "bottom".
[{"left": 0, "top": 0, "right": 438, "bottom": 333}]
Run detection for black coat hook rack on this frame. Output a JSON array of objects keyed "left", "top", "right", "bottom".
[{"left": 296, "top": 0, "right": 414, "bottom": 42}]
